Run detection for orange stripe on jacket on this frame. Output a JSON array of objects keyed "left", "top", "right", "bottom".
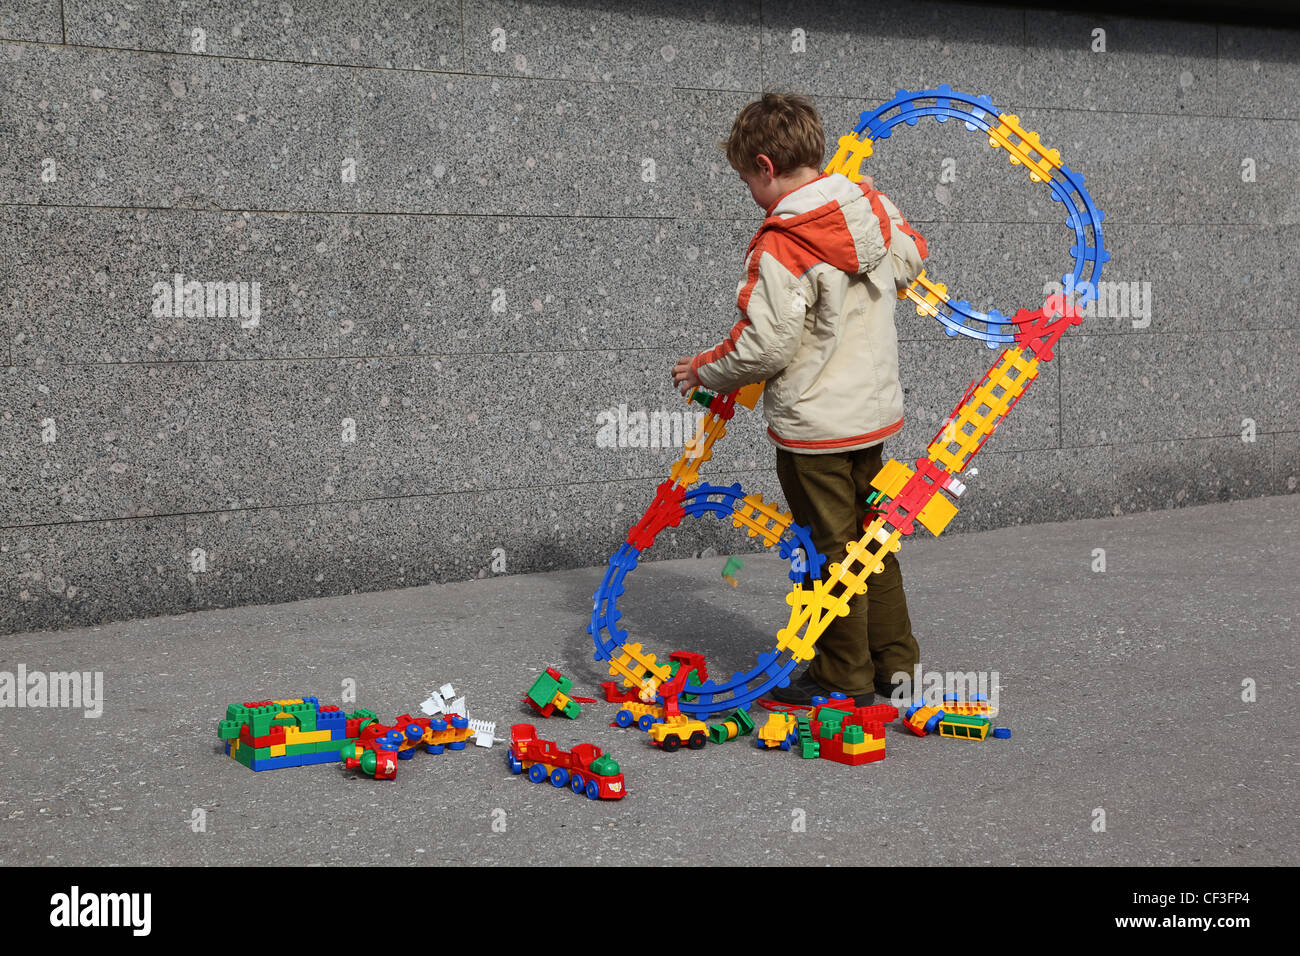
[
  {"left": 767, "top": 416, "right": 905, "bottom": 450},
  {"left": 862, "top": 183, "right": 928, "bottom": 260},
  {"left": 858, "top": 183, "right": 892, "bottom": 252},
  {"left": 691, "top": 317, "right": 751, "bottom": 372}
]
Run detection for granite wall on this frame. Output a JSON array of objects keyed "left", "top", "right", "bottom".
[{"left": 2, "top": 1, "right": 1296, "bottom": 635}]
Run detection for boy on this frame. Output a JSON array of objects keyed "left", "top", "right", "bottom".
[{"left": 670, "top": 92, "right": 926, "bottom": 707}]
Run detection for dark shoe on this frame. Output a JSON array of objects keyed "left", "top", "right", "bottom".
[{"left": 769, "top": 671, "right": 875, "bottom": 708}]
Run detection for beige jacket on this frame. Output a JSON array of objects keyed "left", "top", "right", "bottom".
[{"left": 691, "top": 172, "right": 927, "bottom": 454}]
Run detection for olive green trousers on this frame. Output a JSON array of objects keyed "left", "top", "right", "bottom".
[{"left": 775, "top": 444, "right": 920, "bottom": 696}]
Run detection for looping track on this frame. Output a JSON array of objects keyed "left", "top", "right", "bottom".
[{"left": 590, "top": 87, "right": 1108, "bottom": 718}]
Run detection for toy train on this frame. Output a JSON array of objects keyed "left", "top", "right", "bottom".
[
  {"left": 341, "top": 712, "right": 475, "bottom": 780},
  {"left": 507, "top": 724, "right": 626, "bottom": 800}
]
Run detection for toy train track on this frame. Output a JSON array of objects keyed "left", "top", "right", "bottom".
[{"left": 591, "top": 86, "right": 1107, "bottom": 718}]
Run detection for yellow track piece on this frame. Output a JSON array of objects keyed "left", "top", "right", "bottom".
[
  {"left": 606, "top": 641, "right": 673, "bottom": 697},
  {"left": 670, "top": 410, "right": 729, "bottom": 489},
  {"left": 730, "top": 493, "right": 795, "bottom": 547},
  {"left": 900, "top": 271, "right": 950, "bottom": 316},
  {"left": 928, "top": 347, "right": 1039, "bottom": 473},
  {"left": 986, "top": 113, "right": 1063, "bottom": 185},
  {"left": 824, "top": 132, "right": 876, "bottom": 182}
]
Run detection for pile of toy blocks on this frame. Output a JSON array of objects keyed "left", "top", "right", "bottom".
[
  {"left": 806, "top": 700, "right": 899, "bottom": 766},
  {"left": 524, "top": 668, "right": 588, "bottom": 719},
  {"left": 218, "top": 697, "right": 373, "bottom": 771}
]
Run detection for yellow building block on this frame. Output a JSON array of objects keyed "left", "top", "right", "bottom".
[
  {"left": 282, "top": 726, "right": 332, "bottom": 746},
  {"left": 269, "top": 744, "right": 286, "bottom": 757},
  {"left": 735, "top": 382, "right": 764, "bottom": 409},
  {"left": 870, "top": 458, "right": 913, "bottom": 498},
  {"left": 841, "top": 736, "right": 885, "bottom": 756},
  {"left": 916, "top": 490, "right": 958, "bottom": 536}
]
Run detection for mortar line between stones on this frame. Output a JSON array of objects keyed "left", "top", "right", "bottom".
[{"left": 3, "top": 433, "right": 1293, "bottom": 534}]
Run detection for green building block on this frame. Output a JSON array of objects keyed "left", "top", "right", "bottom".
[{"left": 796, "top": 715, "right": 820, "bottom": 759}]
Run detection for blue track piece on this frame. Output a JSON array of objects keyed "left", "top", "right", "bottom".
[
  {"left": 589, "top": 543, "right": 639, "bottom": 663},
  {"left": 846, "top": 86, "right": 1107, "bottom": 338},
  {"left": 589, "top": 483, "right": 825, "bottom": 717}
]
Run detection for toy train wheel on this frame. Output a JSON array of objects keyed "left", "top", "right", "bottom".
[
  {"left": 585, "top": 780, "right": 600, "bottom": 800},
  {"left": 507, "top": 751, "right": 523, "bottom": 774},
  {"left": 550, "top": 768, "right": 569, "bottom": 788},
  {"left": 616, "top": 710, "right": 634, "bottom": 728},
  {"left": 528, "top": 764, "right": 548, "bottom": 783},
  {"left": 637, "top": 714, "right": 656, "bottom": 731},
  {"left": 570, "top": 773, "right": 585, "bottom": 794},
  {"left": 687, "top": 731, "right": 707, "bottom": 750},
  {"left": 661, "top": 735, "right": 682, "bottom": 753}
]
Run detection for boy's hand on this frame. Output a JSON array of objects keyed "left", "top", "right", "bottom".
[{"left": 672, "top": 356, "right": 702, "bottom": 396}]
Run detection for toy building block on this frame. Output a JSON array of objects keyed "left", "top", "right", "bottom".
[
  {"left": 648, "top": 714, "right": 710, "bottom": 751},
  {"left": 941, "top": 692, "right": 997, "bottom": 717},
  {"left": 903, "top": 703, "right": 947, "bottom": 737},
  {"left": 507, "top": 724, "right": 625, "bottom": 800},
  {"left": 756, "top": 712, "right": 798, "bottom": 751},
  {"left": 796, "top": 714, "right": 820, "bottom": 759},
  {"left": 721, "top": 556, "right": 744, "bottom": 587},
  {"left": 992, "top": 727, "right": 1011, "bottom": 739},
  {"left": 468, "top": 718, "right": 499, "bottom": 748},
  {"left": 734, "top": 381, "right": 765, "bottom": 409},
  {"left": 643, "top": 653, "right": 713, "bottom": 751},
  {"left": 341, "top": 711, "right": 476, "bottom": 780},
  {"left": 219, "top": 697, "right": 367, "bottom": 772},
  {"left": 609, "top": 651, "right": 708, "bottom": 730},
  {"left": 708, "top": 708, "right": 755, "bottom": 743},
  {"left": 524, "top": 668, "right": 595, "bottom": 719},
  {"left": 938, "top": 714, "right": 991, "bottom": 741},
  {"left": 806, "top": 699, "right": 899, "bottom": 766}
]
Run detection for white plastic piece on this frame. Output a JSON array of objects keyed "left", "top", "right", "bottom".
[
  {"left": 420, "top": 692, "right": 446, "bottom": 715},
  {"left": 445, "top": 696, "right": 467, "bottom": 717},
  {"left": 469, "top": 718, "right": 498, "bottom": 748},
  {"left": 946, "top": 478, "right": 966, "bottom": 497},
  {"left": 438, "top": 682, "right": 456, "bottom": 700}
]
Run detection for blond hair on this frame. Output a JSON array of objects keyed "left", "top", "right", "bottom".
[{"left": 719, "top": 92, "right": 825, "bottom": 177}]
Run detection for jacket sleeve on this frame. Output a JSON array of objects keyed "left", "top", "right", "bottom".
[
  {"left": 689, "top": 244, "right": 815, "bottom": 394},
  {"left": 875, "top": 192, "right": 928, "bottom": 291}
]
